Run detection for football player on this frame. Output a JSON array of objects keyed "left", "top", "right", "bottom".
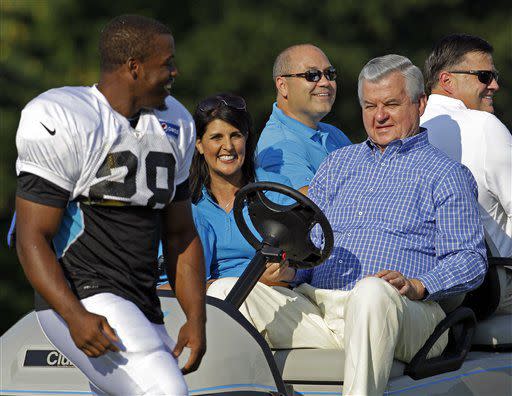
[{"left": 15, "top": 15, "right": 205, "bottom": 395}]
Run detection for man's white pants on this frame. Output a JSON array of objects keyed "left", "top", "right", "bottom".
[
  {"left": 208, "top": 277, "right": 447, "bottom": 396},
  {"left": 37, "top": 293, "right": 188, "bottom": 396}
]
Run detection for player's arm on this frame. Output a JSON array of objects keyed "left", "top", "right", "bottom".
[
  {"left": 163, "top": 198, "right": 206, "bottom": 374},
  {"left": 15, "top": 104, "right": 119, "bottom": 357},
  {"left": 16, "top": 195, "right": 119, "bottom": 357}
]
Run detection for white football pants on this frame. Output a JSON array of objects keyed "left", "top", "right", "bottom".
[{"left": 37, "top": 292, "right": 187, "bottom": 395}]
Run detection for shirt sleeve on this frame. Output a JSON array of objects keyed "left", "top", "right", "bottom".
[
  {"left": 293, "top": 268, "right": 313, "bottom": 285},
  {"left": 324, "top": 123, "right": 352, "bottom": 149},
  {"left": 16, "top": 101, "right": 81, "bottom": 192},
  {"left": 17, "top": 172, "right": 70, "bottom": 208},
  {"left": 173, "top": 106, "right": 196, "bottom": 186},
  {"left": 483, "top": 116, "right": 512, "bottom": 220},
  {"left": 257, "top": 139, "right": 316, "bottom": 190},
  {"left": 417, "top": 164, "right": 488, "bottom": 301}
]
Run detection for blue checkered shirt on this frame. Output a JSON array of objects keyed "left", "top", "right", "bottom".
[{"left": 295, "top": 131, "right": 487, "bottom": 301}]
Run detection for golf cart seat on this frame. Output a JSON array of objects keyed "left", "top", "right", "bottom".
[
  {"left": 464, "top": 257, "right": 512, "bottom": 351},
  {"left": 274, "top": 258, "right": 512, "bottom": 385},
  {"left": 472, "top": 314, "right": 512, "bottom": 349},
  {"left": 273, "top": 349, "right": 406, "bottom": 383},
  {"left": 272, "top": 305, "right": 476, "bottom": 386}
]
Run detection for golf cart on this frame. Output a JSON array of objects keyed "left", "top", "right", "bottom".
[{"left": 1, "top": 182, "right": 511, "bottom": 395}]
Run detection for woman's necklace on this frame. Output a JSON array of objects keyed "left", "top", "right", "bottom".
[{"left": 222, "top": 196, "right": 235, "bottom": 211}]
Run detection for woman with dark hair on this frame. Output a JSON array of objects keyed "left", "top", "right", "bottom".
[{"left": 190, "top": 93, "right": 295, "bottom": 287}]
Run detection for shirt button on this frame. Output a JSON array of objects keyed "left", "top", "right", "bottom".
[
  {"left": 347, "top": 233, "right": 351, "bottom": 237},
  {"left": 381, "top": 162, "right": 385, "bottom": 166},
  {"left": 369, "top": 188, "right": 374, "bottom": 192},
  {"left": 358, "top": 211, "right": 363, "bottom": 216},
  {"left": 338, "top": 259, "right": 343, "bottom": 263}
]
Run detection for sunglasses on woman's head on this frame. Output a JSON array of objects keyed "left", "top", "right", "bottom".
[
  {"left": 449, "top": 69, "right": 499, "bottom": 85},
  {"left": 280, "top": 66, "right": 337, "bottom": 82},
  {"left": 198, "top": 95, "right": 247, "bottom": 112}
]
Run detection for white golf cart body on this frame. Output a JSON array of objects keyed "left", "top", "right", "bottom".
[
  {"left": 2, "top": 182, "right": 511, "bottom": 395},
  {"left": 1, "top": 293, "right": 511, "bottom": 395}
]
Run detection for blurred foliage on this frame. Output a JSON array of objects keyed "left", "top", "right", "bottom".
[{"left": 0, "top": 0, "right": 511, "bottom": 333}]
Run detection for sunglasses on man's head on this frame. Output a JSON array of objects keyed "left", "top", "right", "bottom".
[
  {"left": 198, "top": 95, "right": 247, "bottom": 113},
  {"left": 280, "top": 66, "right": 337, "bottom": 82},
  {"left": 449, "top": 69, "right": 499, "bottom": 85}
]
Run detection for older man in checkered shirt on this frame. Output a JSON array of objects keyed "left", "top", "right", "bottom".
[{"left": 207, "top": 54, "right": 487, "bottom": 395}]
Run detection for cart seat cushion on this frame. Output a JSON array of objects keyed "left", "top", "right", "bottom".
[
  {"left": 472, "top": 314, "right": 512, "bottom": 348},
  {"left": 272, "top": 349, "right": 406, "bottom": 382}
]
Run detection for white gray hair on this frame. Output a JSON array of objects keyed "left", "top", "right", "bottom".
[{"left": 357, "top": 54, "right": 425, "bottom": 105}]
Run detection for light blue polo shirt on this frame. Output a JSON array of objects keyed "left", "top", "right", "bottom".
[
  {"left": 192, "top": 169, "right": 294, "bottom": 279},
  {"left": 256, "top": 103, "right": 351, "bottom": 189}
]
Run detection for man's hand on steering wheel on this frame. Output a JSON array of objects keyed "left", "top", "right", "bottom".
[{"left": 259, "top": 261, "right": 296, "bottom": 286}]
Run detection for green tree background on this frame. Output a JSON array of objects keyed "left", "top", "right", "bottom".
[{"left": 1, "top": 0, "right": 510, "bottom": 334}]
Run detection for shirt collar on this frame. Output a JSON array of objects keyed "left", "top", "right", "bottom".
[
  {"left": 199, "top": 186, "right": 230, "bottom": 210},
  {"left": 428, "top": 94, "right": 468, "bottom": 110},
  {"left": 365, "top": 128, "right": 429, "bottom": 153},
  {"left": 270, "top": 102, "right": 323, "bottom": 139},
  {"left": 198, "top": 186, "right": 212, "bottom": 204}
]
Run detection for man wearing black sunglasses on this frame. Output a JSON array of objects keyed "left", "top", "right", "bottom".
[
  {"left": 421, "top": 34, "right": 511, "bottom": 265},
  {"left": 256, "top": 44, "right": 351, "bottom": 195},
  {"left": 424, "top": 33, "right": 500, "bottom": 114}
]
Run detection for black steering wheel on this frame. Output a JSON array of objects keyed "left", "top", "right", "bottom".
[{"left": 233, "top": 181, "right": 333, "bottom": 269}]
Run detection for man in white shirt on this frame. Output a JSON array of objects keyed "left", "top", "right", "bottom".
[
  {"left": 421, "top": 34, "right": 511, "bottom": 314},
  {"left": 421, "top": 34, "right": 511, "bottom": 259}
]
